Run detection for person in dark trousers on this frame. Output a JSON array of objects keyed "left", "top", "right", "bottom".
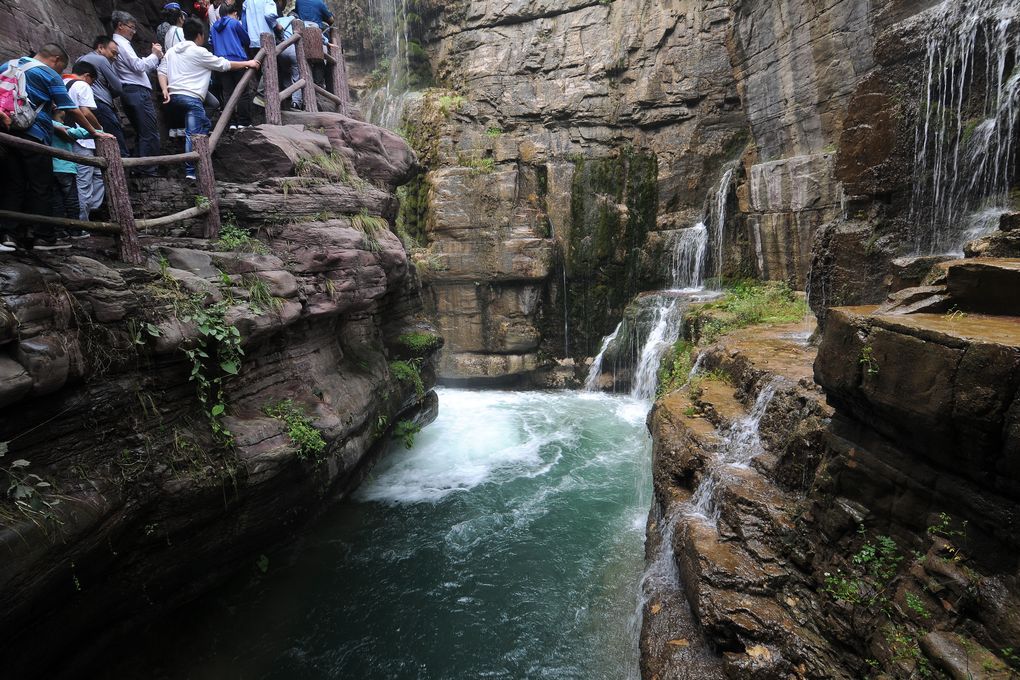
[
  {"left": 76, "top": 36, "right": 129, "bottom": 155},
  {"left": 111, "top": 10, "right": 164, "bottom": 175},
  {"left": 158, "top": 19, "right": 260, "bottom": 179},
  {"left": 0, "top": 44, "right": 102, "bottom": 250},
  {"left": 211, "top": 2, "right": 253, "bottom": 127},
  {"left": 295, "top": 0, "right": 334, "bottom": 87}
]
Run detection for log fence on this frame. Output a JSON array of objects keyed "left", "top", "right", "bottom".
[{"left": 0, "top": 21, "right": 351, "bottom": 264}]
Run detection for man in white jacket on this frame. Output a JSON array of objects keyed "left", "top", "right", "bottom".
[{"left": 158, "top": 19, "right": 260, "bottom": 179}]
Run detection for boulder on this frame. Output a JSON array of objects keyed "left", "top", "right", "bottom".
[
  {"left": 213, "top": 124, "right": 333, "bottom": 182},
  {"left": 282, "top": 111, "right": 418, "bottom": 189}
]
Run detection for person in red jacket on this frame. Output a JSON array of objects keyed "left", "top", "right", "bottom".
[{"left": 191, "top": 0, "right": 210, "bottom": 21}]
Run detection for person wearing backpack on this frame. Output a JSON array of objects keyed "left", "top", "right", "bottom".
[{"left": 0, "top": 44, "right": 97, "bottom": 251}]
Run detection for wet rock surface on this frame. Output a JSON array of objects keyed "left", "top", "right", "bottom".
[{"left": 646, "top": 278, "right": 1020, "bottom": 679}]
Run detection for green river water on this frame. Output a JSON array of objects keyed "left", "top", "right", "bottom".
[{"left": 109, "top": 388, "right": 653, "bottom": 679}]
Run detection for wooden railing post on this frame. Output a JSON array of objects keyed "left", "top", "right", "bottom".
[
  {"left": 292, "top": 21, "right": 319, "bottom": 113},
  {"left": 329, "top": 39, "right": 351, "bottom": 116},
  {"left": 260, "top": 32, "right": 281, "bottom": 125},
  {"left": 192, "top": 134, "right": 221, "bottom": 240},
  {"left": 96, "top": 136, "right": 142, "bottom": 264}
]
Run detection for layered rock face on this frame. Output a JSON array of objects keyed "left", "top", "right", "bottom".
[
  {"left": 645, "top": 263, "right": 1020, "bottom": 678},
  {"left": 394, "top": 0, "right": 745, "bottom": 382},
  {"left": 384, "top": 0, "right": 983, "bottom": 383},
  {"left": 0, "top": 115, "right": 440, "bottom": 678}
]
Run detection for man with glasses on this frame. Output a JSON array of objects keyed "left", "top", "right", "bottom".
[{"left": 111, "top": 11, "right": 163, "bottom": 175}]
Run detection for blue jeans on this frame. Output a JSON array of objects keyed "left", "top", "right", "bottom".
[
  {"left": 121, "top": 84, "right": 161, "bottom": 173},
  {"left": 171, "top": 94, "right": 210, "bottom": 177}
]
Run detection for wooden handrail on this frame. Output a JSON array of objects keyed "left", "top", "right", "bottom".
[
  {"left": 0, "top": 209, "right": 120, "bottom": 234},
  {"left": 276, "top": 32, "right": 300, "bottom": 55},
  {"left": 279, "top": 78, "right": 306, "bottom": 101},
  {"left": 292, "top": 21, "right": 319, "bottom": 114},
  {"left": 261, "top": 33, "right": 282, "bottom": 125},
  {"left": 0, "top": 131, "right": 107, "bottom": 167},
  {"left": 209, "top": 46, "right": 266, "bottom": 150},
  {"left": 123, "top": 151, "right": 200, "bottom": 168},
  {"left": 0, "top": 27, "right": 357, "bottom": 263},
  {"left": 136, "top": 204, "right": 209, "bottom": 230},
  {"left": 314, "top": 84, "right": 345, "bottom": 108}
]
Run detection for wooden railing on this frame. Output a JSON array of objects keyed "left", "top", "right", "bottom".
[{"left": 0, "top": 20, "right": 351, "bottom": 265}]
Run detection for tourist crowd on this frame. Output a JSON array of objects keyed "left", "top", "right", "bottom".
[{"left": 0, "top": 0, "right": 335, "bottom": 252}]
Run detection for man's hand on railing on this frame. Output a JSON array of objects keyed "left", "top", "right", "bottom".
[{"left": 245, "top": 59, "right": 262, "bottom": 70}]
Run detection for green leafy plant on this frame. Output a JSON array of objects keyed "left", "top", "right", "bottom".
[
  {"left": 264, "top": 399, "right": 327, "bottom": 462},
  {"left": 217, "top": 217, "right": 269, "bottom": 254},
  {"left": 859, "top": 345, "right": 879, "bottom": 376},
  {"left": 181, "top": 299, "right": 243, "bottom": 444},
  {"left": 390, "top": 359, "right": 425, "bottom": 398},
  {"left": 127, "top": 319, "right": 162, "bottom": 346},
  {"left": 437, "top": 94, "right": 465, "bottom": 115},
  {"left": 485, "top": 126, "right": 503, "bottom": 138},
  {"left": 1, "top": 444, "right": 62, "bottom": 530},
  {"left": 393, "top": 419, "right": 422, "bottom": 449}
]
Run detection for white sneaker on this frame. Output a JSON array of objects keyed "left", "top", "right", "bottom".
[
  {"left": 229, "top": 124, "right": 239, "bottom": 131},
  {"left": 0, "top": 243, "right": 15, "bottom": 253},
  {"left": 185, "top": 173, "right": 197, "bottom": 181}
]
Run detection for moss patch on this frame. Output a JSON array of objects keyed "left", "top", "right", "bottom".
[{"left": 566, "top": 149, "right": 658, "bottom": 358}]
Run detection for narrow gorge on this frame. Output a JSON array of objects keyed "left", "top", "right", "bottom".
[{"left": 1, "top": 0, "right": 1019, "bottom": 678}]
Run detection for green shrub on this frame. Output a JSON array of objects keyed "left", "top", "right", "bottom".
[
  {"left": 393, "top": 419, "right": 422, "bottom": 449},
  {"left": 264, "top": 399, "right": 327, "bottom": 462},
  {"left": 397, "top": 332, "right": 442, "bottom": 355},
  {"left": 389, "top": 359, "right": 425, "bottom": 397}
]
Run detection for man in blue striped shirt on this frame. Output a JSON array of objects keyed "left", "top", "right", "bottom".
[{"left": 0, "top": 44, "right": 100, "bottom": 250}]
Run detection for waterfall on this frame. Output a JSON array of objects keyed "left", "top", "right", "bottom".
[
  {"left": 362, "top": 0, "right": 418, "bottom": 129},
  {"left": 630, "top": 301, "right": 683, "bottom": 401},
  {"left": 910, "top": 0, "right": 1020, "bottom": 254},
  {"left": 585, "top": 321, "right": 623, "bottom": 391},
  {"left": 710, "top": 169, "right": 734, "bottom": 286},
  {"left": 688, "top": 379, "right": 780, "bottom": 523},
  {"left": 670, "top": 224, "right": 709, "bottom": 290},
  {"left": 585, "top": 165, "right": 739, "bottom": 395}
]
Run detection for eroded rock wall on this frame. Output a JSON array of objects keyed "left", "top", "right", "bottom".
[
  {"left": 399, "top": 0, "right": 745, "bottom": 382},
  {"left": 0, "top": 115, "right": 439, "bottom": 678}
]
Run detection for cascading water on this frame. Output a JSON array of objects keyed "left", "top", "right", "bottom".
[
  {"left": 910, "top": 0, "right": 1020, "bottom": 254},
  {"left": 710, "top": 169, "right": 734, "bottom": 285},
  {"left": 584, "top": 166, "right": 737, "bottom": 397},
  {"left": 585, "top": 321, "right": 623, "bottom": 391},
  {"left": 670, "top": 224, "right": 709, "bottom": 290},
  {"left": 361, "top": 0, "right": 422, "bottom": 129},
  {"left": 688, "top": 379, "right": 780, "bottom": 523}
]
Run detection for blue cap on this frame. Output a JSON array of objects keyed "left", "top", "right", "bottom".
[{"left": 163, "top": 2, "right": 187, "bottom": 12}]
